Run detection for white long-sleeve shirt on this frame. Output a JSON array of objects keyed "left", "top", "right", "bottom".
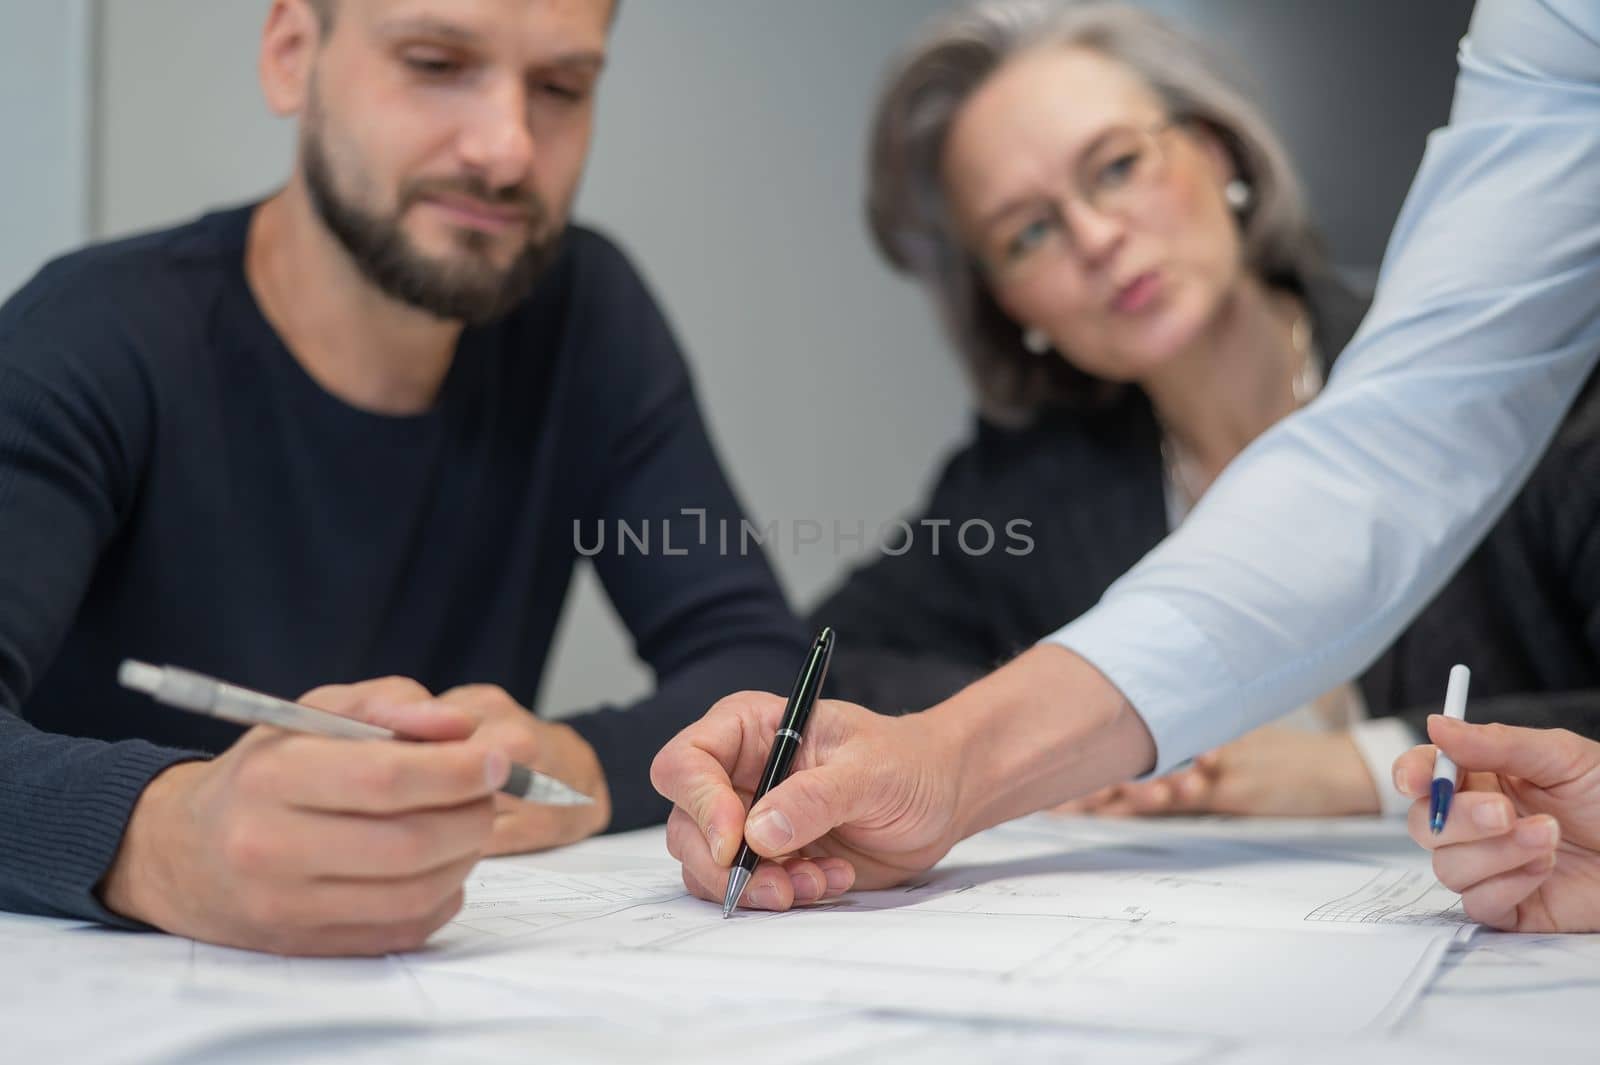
[{"left": 1047, "top": 0, "right": 1600, "bottom": 773}]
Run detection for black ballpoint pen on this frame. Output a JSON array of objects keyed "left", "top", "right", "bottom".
[{"left": 722, "top": 626, "right": 835, "bottom": 917}]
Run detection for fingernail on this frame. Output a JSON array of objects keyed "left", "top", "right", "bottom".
[
  {"left": 748, "top": 809, "right": 794, "bottom": 851},
  {"left": 1393, "top": 767, "right": 1409, "bottom": 795},
  {"left": 822, "top": 864, "right": 852, "bottom": 894},
  {"left": 484, "top": 750, "right": 510, "bottom": 789},
  {"left": 1516, "top": 816, "right": 1558, "bottom": 849},
  {"left": 748, "top": 882, "right": 780, "bottom": 909},
  {"left": 1473, "top": 802, "right": 1509, "bottom": 831},
  {"left": 789, "top": 869, "right": 822, "bottom": 902}
]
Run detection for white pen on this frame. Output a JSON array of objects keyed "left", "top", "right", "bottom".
[
  {"left": 1429, "top": 664, "right": 1471, "bottom": 834},
  {"left": 118, "top": 660, "right": 593, "bottom": 806}
]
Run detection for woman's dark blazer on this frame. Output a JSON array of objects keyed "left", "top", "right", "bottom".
[{"left": 812, "top": 275, "right": 1600, "bottom": 743}]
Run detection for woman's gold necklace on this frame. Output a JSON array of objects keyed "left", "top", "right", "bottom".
[{"left": 1162, "top": 302, "right": 1318, "bottom": 509}]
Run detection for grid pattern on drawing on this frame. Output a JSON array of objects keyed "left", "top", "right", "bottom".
[
  {"left": 451, "top": 870, "right": 684, "bottom": 938},
  {"left": 1304, "top": 868, "right": 1467, "bottom": 924}
]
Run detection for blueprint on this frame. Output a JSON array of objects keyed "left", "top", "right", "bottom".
[
  {"left": 402, "top": 816, "right": 1464, "bottom": 1037},
  {"left": 10, "top": 816, "right": 1579, "bottom": 1064}
]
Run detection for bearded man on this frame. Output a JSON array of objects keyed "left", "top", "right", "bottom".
[{"left": 0, "top": 0, "right": 803, "bottom": 955}]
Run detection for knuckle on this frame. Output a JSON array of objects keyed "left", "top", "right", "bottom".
[
  {"left": 1552, "top": 728, "right": 1591, "bottom": 772},
  {"left": 240, "top": 886, "right": 291, "bottom": 929},
  {"left": 372, "top": 675, "right": 431, "bottom": 700},
  {"left": 649, "top": 747, "right": 678, "bottom": 797},
  {"left": 394, "top": 889, "right": 465, "bottom": 948},
  {"left": 1479, "top": 722, "right": 1516, "bottom": 747},
  {"left": 333, "top": 931, "right": 390, "bottom": 958},
  {"left": 684, "top": 780, "right": 723, "bottom": 827},
  {"left": 389, "top": 877, "right": 449, "bottom": 924},
  {"left": 255, "top": 929, "right": 304, "bottom": 957},
  {"left": 1431, "top": 854, "right": 1466, "bottom": 892},
  {"left": 1406, "top": 808, "right": 1431, "bottom": 844},
  {"left": 727, "top": 691, "right": 783, "bottom": 725},
  {"left": 682, "top": 864, "right": 716, "bottom": 902},
  {"left": 799, "top": 770, "right": 843, "bottom": 816},
  {"left": 221, "top": 820, "right": 276, "bottom": 873},
  {"left": 446, "top": 684, "right": 512, "bottom": 717},
  {"left": 459, "top": 751, "right": 493, "bottom": 797},
  {"left": 386, "top": 921, "right": 435, "bottom": 954},
  {"left": 1459, "top": 894, "right": 1489, "bottom": 924},
  {"left": 1462, "top": 889, "right": 1514, "bottom": 930},
  {"left": 296, "top": 684, "right": 350, "bottom": 710},
  {"left": 357, "top": 756, "right": 406, "bottom": 799},
  {"left": 380, "top": 822, "right": 433, "bottom": 871},
  {"left": 435, "top": 886, "right": 466, "bottom": 924},
  {"left": 232, "top": 751, "right": 282, "bottom": 799},
  {"left": 665, "top": 810, "right": 692, "bottom": 861},
  {"left": 460, "top": 797, "right": 497, "bottom": 845}
]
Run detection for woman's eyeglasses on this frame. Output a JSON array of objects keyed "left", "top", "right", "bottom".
[{"left": 979, "top": 119, "right": 1179, "bottom": 285}]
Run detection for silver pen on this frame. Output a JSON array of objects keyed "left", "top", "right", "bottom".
[{"left": 118, "top": 660, "right": 593, "bottom": 806}]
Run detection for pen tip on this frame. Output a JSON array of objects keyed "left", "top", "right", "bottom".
[
  {"left": 721, "top": 866, "right": 751, "bottom": 918},
  {"left": 1430, "top": 815, "right": 1444, "bottom": 836}
]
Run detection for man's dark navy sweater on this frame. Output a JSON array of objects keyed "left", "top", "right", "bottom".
[{"left": 0, "top": 205, "right": 805, "bottom": 923}]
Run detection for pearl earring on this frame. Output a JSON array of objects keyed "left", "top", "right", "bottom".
[
  {"left": 1022, "top": 327, "right": 1051, "bottom": 355},
  {"left": 1224, "top": 179, "right": 1253, "bottom": 211}
]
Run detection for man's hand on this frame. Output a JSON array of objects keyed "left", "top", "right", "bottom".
[
  {"left": 1059, "top": 727, "right": 1381, "bottom": 818},
  {"left": 99, "top": 677, "right": 505, "bottom": 956},
  {"left": 436, "top": 684, "right": 610, "bottom": 854},
  {"left": 1394, "top": 715, "right": 1600, "bottom": 932},
  {"left": 651, "top": 692, "right": 965, "bottom": 913},
  {"left": 653, "top": 646, "right": 1155, "bottom": 913}
]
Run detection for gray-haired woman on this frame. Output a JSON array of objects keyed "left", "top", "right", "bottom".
[{"left": 811, "top": 0, "right": 1600, "bottom": 819}]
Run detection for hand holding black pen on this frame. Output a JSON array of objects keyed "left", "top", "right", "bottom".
[
  {"left": 722, "top": 627, "right": 835, "bottom": 916},
  {"left": 653, "top": 627, "right": 977, "bottom": 915}
]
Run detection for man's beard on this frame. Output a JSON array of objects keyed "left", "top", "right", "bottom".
[{"left": 302, "top": 125, "right": 559, "bottom": 324}]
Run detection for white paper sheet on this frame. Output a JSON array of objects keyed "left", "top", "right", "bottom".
[
  {"left": 0, "top": 817, "right": 1559, "bottom": 1062},
  {"left": 1395, "top": 931, "right": 1600, "bottom": 1051},
  {"left": 406, "top": 817, "right": 1461, "bottom": 1037}
]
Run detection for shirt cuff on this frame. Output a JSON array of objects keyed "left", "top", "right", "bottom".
[
  {"left": 1348, "top": 717, "right": 1420, "bottom": 817},
  {"left": 19, "top": 741, "right": 209, "bottom": 928},
  {"left": 1043, "top": 592, "right": 1244, "bottom": 776}
]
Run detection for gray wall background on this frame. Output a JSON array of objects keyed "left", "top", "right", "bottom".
[
  {"left": 4, "top": 0, "right": 1471, "bottom": 718},
  {"left": 1141, "top": 0, "right": 1472, "bottom": 272},
  {"left": 0, "top": 2, "right": 93, "bottom": 300}
]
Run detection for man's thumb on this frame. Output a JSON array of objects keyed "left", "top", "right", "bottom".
[{"left": 744, "top": 765, "right": 865, "bottom": 857}]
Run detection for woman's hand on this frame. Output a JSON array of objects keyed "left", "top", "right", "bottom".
[
  {"left": 1394, "top": 715, "right": 1600, "bottom": 932},
  {"left": 1058, "top": 726, "right": 1381, "bottom": 817}
]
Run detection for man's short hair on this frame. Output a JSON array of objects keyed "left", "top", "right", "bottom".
[{"left": 306, "top": 0, "right": 619, "bottom": 35}]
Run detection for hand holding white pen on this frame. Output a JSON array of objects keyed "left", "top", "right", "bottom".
[
  {"left": 1394, "top": 712, "right": 1600, "bottom": 933},
  {"left": 103, "top": 666, "right": 605, "bottom": 955},
  {"left": 101, "top": 672, "right": 509, "bottom": 953},
  {"left": 119, "top": 661, "right": 592, "bottom": 805}
]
